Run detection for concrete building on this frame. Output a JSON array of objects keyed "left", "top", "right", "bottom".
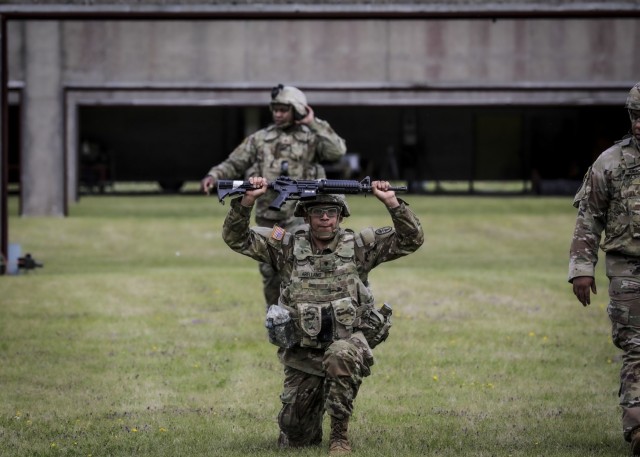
[{"left": 1, "top": 0, "right": 639, "bottom": 269}]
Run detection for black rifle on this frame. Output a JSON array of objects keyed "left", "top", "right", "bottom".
[
  {"left": 18, "top": 253, "right": 43, "bottom": 271},
  {"left": 216, "top": 176, "right": 407, "bottom": 211}
]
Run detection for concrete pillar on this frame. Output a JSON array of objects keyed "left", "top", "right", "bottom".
[{"left": 21, "top": 21, "right": 64, "bottom": 216}]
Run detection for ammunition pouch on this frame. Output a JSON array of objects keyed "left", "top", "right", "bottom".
[
  {"left": 297, "top": 297, "right": 357, "bottom": 348},
  {"left": 630, "top": 196, "right": 640, "bottom": 239},
  {"left": 269, "top": 298, "right": 392, "bottom": 350}
]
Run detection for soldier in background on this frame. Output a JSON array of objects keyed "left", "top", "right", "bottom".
[
  {"left": 569, "top": 81, "right": 640, "bottom": 455},
  {"left": 221, "top": 177, "right": 423, "bottom": 454},
  {"left": 201, "top": 85, "right": 346, "bottom": 306}
]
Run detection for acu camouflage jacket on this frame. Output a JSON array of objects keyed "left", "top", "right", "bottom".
[
  {"left": 207, "top": 119, "right": 346, "bottom": 222},
  {"left": 221, "top": 197, "right": 424, "bottom": 290},
  {"left": 222, "top": 196, "right": 423, "bottom": 375},
  {"left": 569, "top": 136, "right": 640, "bottom": 280}
]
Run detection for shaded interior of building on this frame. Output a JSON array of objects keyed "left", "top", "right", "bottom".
[{"left": 8, "top": 104, "right": 630, "bottom": 196}]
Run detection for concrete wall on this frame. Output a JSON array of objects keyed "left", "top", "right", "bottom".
[
  {"left": 5, "top": 15, "right": 640, "bottom": 214},
  {"left": 28, "top": 19, "right": 640, "bottom": 85}
]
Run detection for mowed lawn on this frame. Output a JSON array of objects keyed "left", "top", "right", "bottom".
[{"left": 0, "top": 193, "right": 623, "bottom": 456}]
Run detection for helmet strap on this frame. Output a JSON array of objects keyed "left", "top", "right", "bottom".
[
  {"left": 311, "top": 227, "right": 339, "bottom": 241},
  {"left": 305, "top": 214, "right": 341, "bottom": 241}
]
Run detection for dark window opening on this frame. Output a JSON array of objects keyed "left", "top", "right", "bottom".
[{"left": 76, "top": 104, "right": 629, "bottom": 195}]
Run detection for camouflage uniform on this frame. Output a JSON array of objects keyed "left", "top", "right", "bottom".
[
  {"left": 569, "top": 133, "right": 640, "bottom": 440},
  {"left": 206, "top": 101, "right": 346, "bottom": 306},
  {"left": 222, "top": 196, "right": 423, "bottom": 447}
]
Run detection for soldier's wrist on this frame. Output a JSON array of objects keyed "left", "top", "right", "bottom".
[
  {"left": 231, "top": 197, "right": 254, "bottom": 214},
  {"left": 240, "top": 197, "right": 255, "bottom": 209},
  {"left": 387, "top": 199, "right": 406, "bottom": 213},
  {"left": 568, "top": 264, "right": 595, "bottom": 280},
  {"left": 306, "top": 118, "right": 324, "bottom": 130}
]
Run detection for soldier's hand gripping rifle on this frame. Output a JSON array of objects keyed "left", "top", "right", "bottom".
[{"left": 216, "top": 176, "right": 407, "bottom": 211}]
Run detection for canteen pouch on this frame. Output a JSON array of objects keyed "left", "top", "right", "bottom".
[
  {"left": 265, "top": 304, "right": 299, "bottom": 348},
  {"left": 358, "top": 303, "right": 393, "bottom": 349}
]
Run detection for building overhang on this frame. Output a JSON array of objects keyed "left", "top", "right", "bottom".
[{"left": 59, "top": 81, "right": 634, "bottom": 107}]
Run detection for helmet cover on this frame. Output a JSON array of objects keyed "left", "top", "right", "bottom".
[
  {"left": 270, "top": 84, "right": 308, "bottom": 118},
  {"left": 293, "top": 194, "right": 350, "bottom": 217},
  {"left": 626, "top": 82, "right": 640, "bottom": 110}
]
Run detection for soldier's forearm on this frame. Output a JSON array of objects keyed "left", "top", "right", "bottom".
[
  {"left": 309, "top": 119, "right": 347, "bottom": 160},
  {"left": 222, "top": 198, "right": 253, "bottom": 249},
  {"left": 389, "top": 204, "right": 424, "bottom": 250}
]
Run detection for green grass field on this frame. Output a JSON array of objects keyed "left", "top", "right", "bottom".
[{"left": 0, "top": 194, "right": 624, "bottom": 456}]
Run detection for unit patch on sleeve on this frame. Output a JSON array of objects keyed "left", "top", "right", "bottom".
[
  {"left": 271, "top": 225, "right": 286, "bottom": 241},
  {"left": 375, "top": 226, "right": 393, "bottom": 236}
]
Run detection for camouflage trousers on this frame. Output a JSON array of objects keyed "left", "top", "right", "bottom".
[
  {"left": 277, "top": 337, "right": 373, "bottom": 447},
  {"left": 607, "top": 273, "right": 640, "bottom": 441}
]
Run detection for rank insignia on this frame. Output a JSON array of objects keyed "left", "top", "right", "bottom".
[{"left": 271, "top": 226, "right": 285, "bottom": 241}]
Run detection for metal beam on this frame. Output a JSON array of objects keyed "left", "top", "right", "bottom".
[
  {"left": 0, "top": 2, "right": 639, "bottom": 19},
  {"left": 0, "top": 15, "right": 6, "bottom": 274},
  {"left": 63, "top": 81, "right": 636, "bottom": 93}
]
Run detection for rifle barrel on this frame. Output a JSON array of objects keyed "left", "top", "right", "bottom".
[{"left": 318, "top": 179, "right": 407, "bottom": 193}]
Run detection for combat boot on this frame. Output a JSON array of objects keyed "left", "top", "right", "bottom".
[
  {"left": 329, "top": 416, "right": 351, "bottom": 455},
  {"left": 631, "top": 428, "right": 640, "bottom": 456}
]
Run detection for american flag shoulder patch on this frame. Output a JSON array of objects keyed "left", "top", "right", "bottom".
[{"left": 271, "top": 225, "right": 285, "bottom": 241}]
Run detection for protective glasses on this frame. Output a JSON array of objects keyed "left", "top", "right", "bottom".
[{"left": 307, "top": 206, "right": 341, "bottom": 218}]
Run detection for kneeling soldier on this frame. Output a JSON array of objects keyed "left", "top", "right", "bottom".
[{"left": 222, "top": 177, "right": 424, "bottom": 454}]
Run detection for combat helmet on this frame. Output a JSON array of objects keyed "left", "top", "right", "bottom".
[
  {"left": 270, "top": 84, "right": 308, "bottom": 118},
  {"left": 294, "top": 194, "right": 350, "bottom": 217},
  {"left": 626, "top": 82, "right": 640, "bottom": 110}
]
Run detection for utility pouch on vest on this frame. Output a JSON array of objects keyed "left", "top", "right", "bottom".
[
  {"left": 297, "top": 303, "right": 334, "bottom": 348},
  {"left": 622, "top": 165, "right": 640, "bottom": 238},
  {"left": 332, "top": 297, "right": 357, "bottom": 340},
  {"left": 265, "top": 304, "right": 300, "bottom": 348},
  {"left": 629, "top": 197, "right": 640, "bottom": 239},
  {"left": 358, "top": 303, "right": 393, "bottom": 349}
]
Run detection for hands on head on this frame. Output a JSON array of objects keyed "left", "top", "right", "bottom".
[
  {"left": 295, "top": 105, "right": 315, "bottom": 125},
  {"left": 371, "top": 180, "right": 400, "bottom": 209},
  {"left": 240, "top": 177, "right": 269, "bottom": 207}
]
